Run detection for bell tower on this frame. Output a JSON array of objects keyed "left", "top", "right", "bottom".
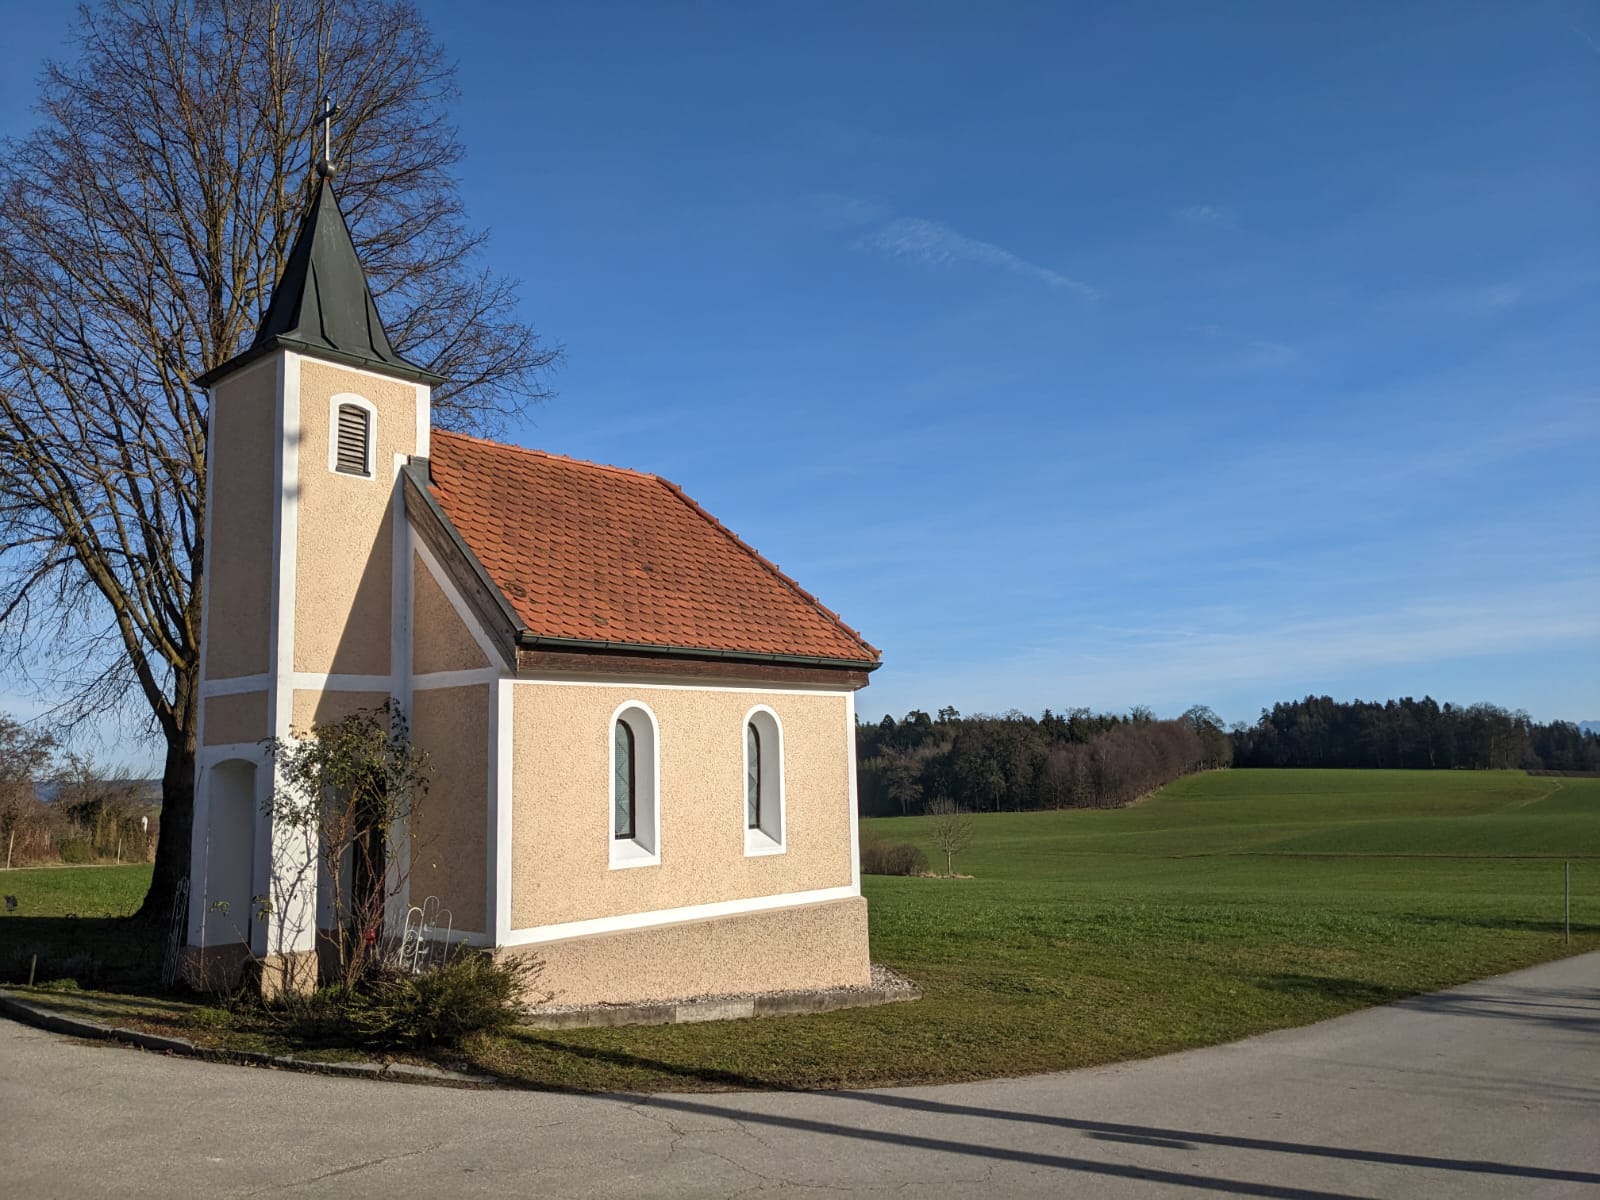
[{"left": 185, "top": 130, "right": 442, "bottom": 990}]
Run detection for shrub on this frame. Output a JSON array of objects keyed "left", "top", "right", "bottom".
[
  {"left": 58, "top": 839, "right": 94, "bottom": 864},
  {"left": 346, "top": 952, "right": 540, "bottom": 1049},
  {"left": 860, "top": 840, "right": 929, "bottom": 876}
]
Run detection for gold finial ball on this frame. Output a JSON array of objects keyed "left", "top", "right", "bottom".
[{"left": 315, "top": 156, "right": 337, "bottom": 180}]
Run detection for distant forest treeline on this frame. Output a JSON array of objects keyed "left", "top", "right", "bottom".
[
  {"left": 1233, "top": 696, "right": 1599, "bottom": 772},
  {"left": 856, "top": 698, "right": 1599, "bottom": 817}
]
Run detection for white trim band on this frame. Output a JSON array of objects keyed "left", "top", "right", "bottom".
[{"left": 500, "top": 885, "right": 857, "bottom": 948}]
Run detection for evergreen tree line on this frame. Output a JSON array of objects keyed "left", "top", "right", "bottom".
[
  {"left": 1233, "top": 696, "right": 1600, "bottom": 772},
  {"left": 857, "top": 698, "right": 1599, "bottom": 817}
]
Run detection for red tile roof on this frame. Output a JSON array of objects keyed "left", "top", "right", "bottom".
[{"left": 426, "top": 430, "right": 879, "bottom": 666}]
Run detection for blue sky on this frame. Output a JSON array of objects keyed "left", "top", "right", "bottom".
[{"left": 1, "top": 1, "right": 1596, "bottom": 760}]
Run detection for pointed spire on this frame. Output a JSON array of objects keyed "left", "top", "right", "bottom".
[{"left": 197, "top": 179, "right": 442, "bottom": 388}]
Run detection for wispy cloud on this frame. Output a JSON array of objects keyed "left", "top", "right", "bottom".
[
  {"left": 1173, "top": 204, "right": 1237, "bottom": 227},
  {"left": 1071, "top": 577, "right": 1600, "bottom": 695},
  {"left": 860, "top": 217, "right": 1098, "bottom": 299},
  {"left": 1234, "top": 339, "right": 1297, "bottom": 370},
  {"left": 811, "top": 193, "right": 892, "bottom": 231},
  {"left": 1201, "top": 324, "right": 1297, "bottom": 371},
  {"left": 872, "top": 575, "right": 1600, "bottom": 724},
  {"left": 1376, "top": 281, "right": 1524, "bottom": 321}
]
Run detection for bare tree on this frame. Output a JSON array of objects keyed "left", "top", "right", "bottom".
[
  {"left": 0, "top": 1, "right": 559, "bottom": 924},
  {"left": 926, "top": 794, "right": 973, "bottom": 877},
  {"left": 0, "top": 714, "right": 57, "bottom": 869}
]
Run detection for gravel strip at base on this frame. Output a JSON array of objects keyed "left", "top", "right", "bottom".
[{"left": 523, "top": 962, "right": 921, "bottom": 1029}]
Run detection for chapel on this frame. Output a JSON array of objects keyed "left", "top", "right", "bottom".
[{"left": 183, "top": 172, "right": 879, "bottom": 1005}]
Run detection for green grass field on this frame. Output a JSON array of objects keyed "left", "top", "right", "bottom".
[
  {"left": 0, "top": 864, "right": 152, "bottom": 920},
  {"left": 3, "top": 770, "right": 1596, "bottom": 1090},
  {"left": 475, "top": 769, "right": 1598, "bottom": 1090}
]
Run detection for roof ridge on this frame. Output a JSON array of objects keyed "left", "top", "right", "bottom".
[
  {"left": 652, "top": 477, "right": 881, "bottom": 661},
  {"left": 429, "top": 428, "right": 659, "bottom": 483}
]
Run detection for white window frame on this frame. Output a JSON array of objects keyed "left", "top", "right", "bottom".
[
  {"left": 743, "top": 704, "right": 786, "bottom": 856},
  {"left": 328, "top": 393, "right": 378, "bottom": 479},
  {"left": 609, "top": 701, "right": 661, "bottom": 869}
]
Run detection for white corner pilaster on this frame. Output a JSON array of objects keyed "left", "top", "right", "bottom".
[
  {"left": 262, "top": 350, "right": 316, "bottom": 957},
  {"left": 491, "top": 677, "right": 515, "bottom": 945}
]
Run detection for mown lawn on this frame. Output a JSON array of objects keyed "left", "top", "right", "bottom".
[
  {"left": 3, "top": 771, "right": 1596, "bottom": 1090},
  {"left": 0, "top": 864, "right": 152, "bottom": 919}
]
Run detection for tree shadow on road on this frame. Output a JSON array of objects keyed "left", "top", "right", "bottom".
[{"left": 514, "top": 1033, "right": 1600, "bottom": 1197}]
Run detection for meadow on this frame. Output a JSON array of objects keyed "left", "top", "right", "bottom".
[
  {"left": 2, "top": 769, "right": 1595, "bottom": 1090},
  {"left": 0, "top": 863, "right": 151, "bottom": 919}
]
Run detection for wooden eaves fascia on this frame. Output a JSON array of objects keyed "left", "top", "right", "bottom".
[
  {"left": 195, "top": 335, "right": 444, "bottom": 390},
  {"left": 402, "top": 459, "right": 525, "bottom": 669},
  {"left": 401, "top": 459, "right": 881, "bottom": 684}
]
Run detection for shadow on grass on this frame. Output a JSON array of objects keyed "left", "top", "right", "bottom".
[
  {"left": 0, "top": 916, "right": 161, "bottom": 989},
  {"left": 1253, "top": 974, "right": 1415, "bottom": 1007}
]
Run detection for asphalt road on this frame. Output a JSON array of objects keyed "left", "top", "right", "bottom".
[{"left": 2, "top": 951, "right": 1596, "bottom": 1199}]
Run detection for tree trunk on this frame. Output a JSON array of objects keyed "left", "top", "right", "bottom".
[
  {"left": 135, "top": 669, "right": 197, "bottom": 928},
  {"left": 5, "top": 826, "right": 13, "bottom": 870}
]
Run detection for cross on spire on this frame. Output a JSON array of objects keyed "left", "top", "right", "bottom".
[{"left": 314, "top": 94, "right": 338, "bottom": 179}]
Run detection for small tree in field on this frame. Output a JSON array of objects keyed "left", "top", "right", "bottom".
[
  {"left": 926, "top": 794, "right": 974, "bottom": 877},
  {"left": 0, "top": 714, "right": 56, "bottom": 869},
  {"left": 263, "top": 702, "right": 430, "bottom": 992}
]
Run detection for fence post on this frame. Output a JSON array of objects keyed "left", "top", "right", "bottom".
[{"left": 1565, "top": 861, "right": 1571, "bottom": 946}]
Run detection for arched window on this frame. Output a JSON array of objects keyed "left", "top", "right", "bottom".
[
  {"left": 746, "top": 721, "right": 762, "bottom": 829},
  {"left": 743, "top": 706, "right": 785, "bottom": 854},
  {"left": 614, "top": 719, "right": 636, "bottom": 840},
  {"left": 328, "top": 394, "right": 376, "bottom": 478},
  {"left": 610, "top": 703, "right": 659, "bottom": 867}
]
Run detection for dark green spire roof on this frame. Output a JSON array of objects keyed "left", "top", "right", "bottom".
[{"left": 197, "top": 180, "right": 443, "bottom": 387}]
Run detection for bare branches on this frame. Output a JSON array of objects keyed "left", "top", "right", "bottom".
[
  {"left": 0, "top": 0, "right": 554, "bottom": 718},
  {"left": 0, "top": 0, "right": 556, "bottom": 920},
  {"left": 925, "top": 796, "right": 973, "bottom": 877}
]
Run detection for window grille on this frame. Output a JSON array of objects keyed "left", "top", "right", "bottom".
[
  {"left": 614, "top": 718, "right": 637, "bottom": 840},
  {"left": 746, "top": 722, "right": 762, "bottom": 829}
]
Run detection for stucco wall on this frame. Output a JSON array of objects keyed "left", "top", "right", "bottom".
[
  {"left": 292, "top": 360, "right": 419, "bottom": 677},
  {"left": 290, "top": 689, "right": 391, "bottom": 735},
  {"left": 203, "top": 359, "right": 276, "bottom": 680},
  {"left": 509, "top": 683, "right": 854, "bottom": 930},
  {"left": 412, "top": 551, "right": 490, "bottom": 674},
  {"left": 505, "top": 897, "right": 870, "bottom": 1007},
  {"left": 410, "top": 684, "right": 489, "bottom": 933},
  {"left": 203, "top": 690, "right": 270, "bottom": 747}
]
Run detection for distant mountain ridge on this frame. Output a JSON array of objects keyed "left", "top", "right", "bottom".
[{"left": 34, "top": 778, "right": 162, "bottom": 806}]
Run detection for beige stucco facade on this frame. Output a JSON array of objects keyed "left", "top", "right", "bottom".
[
  {"left": 202, "top": 358, "right": 276, "bottom": 680},
  {"left": 412, "top": 551, "right": 491, "bottom": 674},
  {"left": 506, "top": 896, "right": 870, "bottom": 1007},
  {"left": 508, "top": 681, "right": 855, "bottom": 930},
  {"left": 292, "top": 360, "right": 420, "bottom": 677},
  {"left": 290, "top": 688, "right": 392, "bottom": 734},
  {"left": 202, "top": 690, "right": 270, "bottom": 747},
  {"left": 410, "top": 684, "right": 490, "bottom": 933}
]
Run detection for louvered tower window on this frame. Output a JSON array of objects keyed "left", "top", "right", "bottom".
[{"left": 334, "top": 403, "right": 371, "bottom": 476}]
